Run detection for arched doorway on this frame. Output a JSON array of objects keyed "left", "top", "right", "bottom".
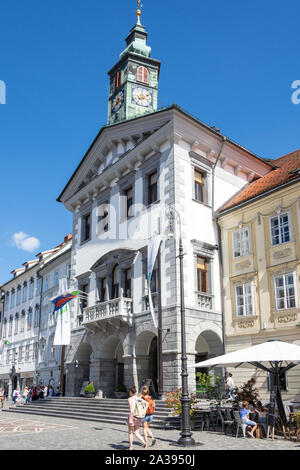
[
  {"left": 72, "top": 343, "right": 93, "bottom": 396},
  {"left": 135, "top": 331, "right": 158, "bottom": 394},
  {"left": 195, "top": 330, "right": 223, "bottom": 392},
  {"left": 99, "top": 336, "right": 125, "bottom": 397}
]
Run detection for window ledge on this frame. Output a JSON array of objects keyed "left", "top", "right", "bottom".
[{"left": 192, "top": 199, "right": 211, "bottom": 208}]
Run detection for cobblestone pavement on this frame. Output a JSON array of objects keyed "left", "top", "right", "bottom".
[{"left": 0, "top": 402, "right": 299, "bottom": 451}]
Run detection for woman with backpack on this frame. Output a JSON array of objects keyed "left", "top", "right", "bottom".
[
  {"left": 126, "top": 385, "right": 148, "bottom": 450},
  {"left": 141, "top": 385, "right": 156, "bottom": 448}
]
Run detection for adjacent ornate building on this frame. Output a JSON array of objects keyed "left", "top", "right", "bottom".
[
  {"left": 58, "top": 10, "right": 273, "bottom": 397},
  {"left": 0, "top": 235, "right": 72, "bottom": 395},
  {"left": 217, "top": 150, "right": 300, "bottom": 401}
]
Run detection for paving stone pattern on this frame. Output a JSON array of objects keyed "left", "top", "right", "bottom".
[{"left": 0, "top": 401, "right": 299, "bottom": 451}]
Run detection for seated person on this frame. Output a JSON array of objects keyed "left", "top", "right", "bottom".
[
  {"left": 239, "top": 401, "right": 258, "bottom": 438},
  {"left": 256, "top": 401, "right": 268, "bottom": 423}
]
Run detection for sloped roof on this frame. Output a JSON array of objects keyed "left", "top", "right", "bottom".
[{"left": 218, "top": 150, "right": 300, "bottom": 213}]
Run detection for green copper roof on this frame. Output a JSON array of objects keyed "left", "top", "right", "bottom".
[{"left": 120, "top": 23, "right": 151, "bottom": 58}]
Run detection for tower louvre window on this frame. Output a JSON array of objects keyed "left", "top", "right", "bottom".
[
  {"left": 114, "top": 71, "right": 122, "bottom": 91},
  {"left": 137, "top": 66, "right": 149, "bottom": 84}
]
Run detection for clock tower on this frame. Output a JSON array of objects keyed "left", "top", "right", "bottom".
[{"left": 107, "top": 3, "right": 161, "bottom": 125}]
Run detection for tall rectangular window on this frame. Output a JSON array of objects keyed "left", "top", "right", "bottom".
[
  {"left": 54, "top": 271, "right": 59, "bottom": 286},
  {"left": 82, "top": 213, "right": 91, "bottom": 242},
  {"left": 22, "top": 284, "right": 27, "bottom": 303},
  {"left": 114, "top": 71, "right": 122, "bottom": 90},
  {"left": 25, "top": 345, "right": 30, "bottom": 362},
  {"left": 194, "top": 169, "right": 206, "bottom": 203},
  {"left": 197, "top": 257, "right": 209, "bottom": 293},
  {"left": 29, "top": 280, "right": 34, "bottom": 299},
  {"left": 233, "top": 227, "right": 251, "bottom": 258},
  {"left": 126, "top": 187, "right": 133, "bottom": 219},
  {"left": 98, "top": 202, "right": 109, "bottom": 234},
  {"left": 10, "top": 290, "right": 15, "bottom": 308},
  {"left": 16, "top": 287, "right": 21, "bottom": 306},
  {"left": 148, "top": 171, "right": 158, "bottom": 205},
  {"left": 36, "top": 278, "right": 42, "bottom": 296},
  {"left": 270, "top": 212, "right": 291, "bottom": 245},
  {"left": 125, "top": 268, "right": 132, "bottom": 298},
  {"left": 275, "top": 273, "right": 296, "bottom": 310},
  {"left": 99, "top": 278, "right": 106, "bottom": 303},
  {"left": 235, "top": 282, "right": 254, "bottom": 317},
  {"left": 5, "top": 293, "right": 9, "bottom": 311}
]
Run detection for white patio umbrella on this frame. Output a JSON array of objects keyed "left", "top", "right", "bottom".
[{"left": 193, "top": 340, "right": 300, "bottom": 425}]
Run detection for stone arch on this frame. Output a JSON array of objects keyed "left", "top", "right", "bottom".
[
  {"left": 71, "top": 342, "right": 94, "bottom": 396},
  {"left": 134, "top": 329, "right": 158, "bottom": 393},
  {"left": 193, "top": 327, "right": 224, "bottom": 392}
]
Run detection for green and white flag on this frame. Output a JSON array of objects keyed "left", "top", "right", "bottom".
[
  {"left": 53, "top": 277, "right": 71, "bottom": 346},
  {"left": 53, "top": 302, "right": 71, "bottom": 346},
  {"left": 147, "top": 235, "right": 162, "bottom": 328}
]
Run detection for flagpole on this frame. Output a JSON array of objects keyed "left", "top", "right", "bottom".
[
  {"left": 59, "top": 345, "right": 65, "bottom": 396},
  {"left": 157, "top": 243, "right": 163, "bottom": 399}
]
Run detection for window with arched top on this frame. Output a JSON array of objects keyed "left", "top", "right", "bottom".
[
  {"left": 114, "top": 71, "right": 122, "bottom": 91},
  {"left": 14, "top": 313, "right": 19, "bottom": 334},
  {"left": 137, "top": 66, "right": 149, "bottom": 84}
]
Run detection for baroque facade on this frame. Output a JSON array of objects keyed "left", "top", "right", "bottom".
[
  {"left": 0, "top": 235, "right": 72, "bottom": 395},
  {"left": 59, "top": 14, "right": 273, "bottom": 397},
  {"left": 217, "top": 150, "right": 300, "bottom": 401}
]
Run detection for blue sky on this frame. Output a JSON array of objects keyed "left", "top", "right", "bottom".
[{"left": 0, "top": 0, "right": 300, "bottom": 284}]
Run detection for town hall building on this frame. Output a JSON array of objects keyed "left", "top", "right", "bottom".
[{"left": 58, "top": 7, "right": 273, "bottom": 398}]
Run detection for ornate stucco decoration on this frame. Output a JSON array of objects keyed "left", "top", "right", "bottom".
[
  {"left": 273, "top": 248, "right": 292, "bottom": 260},
  {"left": 237, "top": 320, "right": 255, "bottom": 329},
  {"left": 235, "top": 260, "right": 251, "bottom": 271},
  {"left": 278, "top": 314, "right": 297, "bottom": 324}
]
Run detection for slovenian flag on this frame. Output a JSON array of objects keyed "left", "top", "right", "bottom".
[{"left": 51, "top": 291, "right": 81, "bottom": 315}]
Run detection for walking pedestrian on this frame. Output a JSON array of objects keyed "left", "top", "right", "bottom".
[
  {"left": 225, "top": 373, "right": 235, "bottom": 400},
  {"left": 141, "top": 385, "right": 156, "bottom": 447},
  {"left": 126, "top": 385, "right": 148, "bottom": 450},
  {"left": 22, "top": 387, "right": 29, "bottom": 405},
  {"left": 0, "top": 388, "right": 4, "bottom": 410},
  {"left": 12, "top": 387, "right": 20, "bottom": 407}
]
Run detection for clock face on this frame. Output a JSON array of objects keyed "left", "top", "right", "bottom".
[
  {"left": 111, "top": 89, "right": 124, "bottom": 115},
  {"left": 132, "top": 86, "right": 153, "bottom": 108}
]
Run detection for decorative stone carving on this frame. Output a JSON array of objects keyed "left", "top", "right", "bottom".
[
  {"left": 197, "top": 293, "right": 212, "bottom": 310},
  {"left": 273, "top": 248, "right": 292, "bottom": 260},
  {"left": 278, "top": 314, "right": 297, "bottom": 323},
  {"left": 235, "top": 260, "right": 251, "bottom": 271},
  {"left": 238, "top": 320, "right": 254, "bottom": 329}
]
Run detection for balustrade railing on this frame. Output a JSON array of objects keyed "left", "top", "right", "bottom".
[{"left": 83, "top": 297, "right": 133, "bottom": 324}]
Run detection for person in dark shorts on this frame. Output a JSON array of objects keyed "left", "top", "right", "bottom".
[{"left": 141, "top": 385, "right": 156, "bottom": 447}]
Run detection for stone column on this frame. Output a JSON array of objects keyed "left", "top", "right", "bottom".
[
  {"left": 96, "top": 358, "right": 116, "bottom": 398},
  {"left": 123, "top": 355, "right": 135, "bottom": 390}
]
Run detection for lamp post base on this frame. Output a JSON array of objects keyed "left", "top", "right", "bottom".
[{"left": 174, "top": 435, "right": 201, "bottom": 448}]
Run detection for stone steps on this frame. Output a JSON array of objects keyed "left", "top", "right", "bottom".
[{"left": 3, "top": 397, "right": 171, "bottom": 429}]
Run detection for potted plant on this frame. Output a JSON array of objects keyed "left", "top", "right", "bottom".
[
  {"left": 196, "top": 372, "right": 224, "bottom": 405},
  {"left": 84, "top": 382, "right": 96, "bottom": 398},
  {"left": 234, "top": 378, "right": 259, "bottom": 406},
  {"left": 114, "top": 384, "right": 128, "bottom": 399},
  {"left": 165, "top": 389, "right": 198, "bottom": 430}
]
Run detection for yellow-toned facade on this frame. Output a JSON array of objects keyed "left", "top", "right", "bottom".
[{"left": 219, "top": 181, "right": 300, "bottom": 401}]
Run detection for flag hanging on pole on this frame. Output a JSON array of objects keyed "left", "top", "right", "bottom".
[
  {"left": 147, "top": 235, "right": 163, "bottom": 328},
  {"left": 51, "top": 291, "right": 81, "bottom": 315},
  {"left": 0, "top": 339, "right": 10, "bottom": 356},
  {"left": 53, "top": 302, "right": 71, "bottom": 346}
]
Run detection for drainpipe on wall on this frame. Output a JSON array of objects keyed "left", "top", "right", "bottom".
[{"left": 211, "top": 136, "right": 227, "bottom": 355}]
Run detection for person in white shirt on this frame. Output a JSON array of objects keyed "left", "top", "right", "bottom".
[{"left": 225, "top": 373, "right": 235, "bottom": 400}]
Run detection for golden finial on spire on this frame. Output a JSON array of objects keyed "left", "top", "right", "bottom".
[{"left": 136, "top": 0, "right": 142, "bottom": 25}]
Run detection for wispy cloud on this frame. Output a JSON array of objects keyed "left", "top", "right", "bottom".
[{"left": 12, "top": 232, "right": 40, "bottom": 253}]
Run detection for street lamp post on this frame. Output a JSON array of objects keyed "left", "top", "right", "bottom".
[{"left": 166, "top": 206, "right": 196, "bottom": 447}]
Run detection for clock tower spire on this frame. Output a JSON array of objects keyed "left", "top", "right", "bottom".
[{"left": 107, "top": 1, "right": 161, "bottom": 125}]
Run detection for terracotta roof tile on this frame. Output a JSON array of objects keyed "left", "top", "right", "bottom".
[{"left": 219, "top": 150, "right": 300, "bottom": 212}]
